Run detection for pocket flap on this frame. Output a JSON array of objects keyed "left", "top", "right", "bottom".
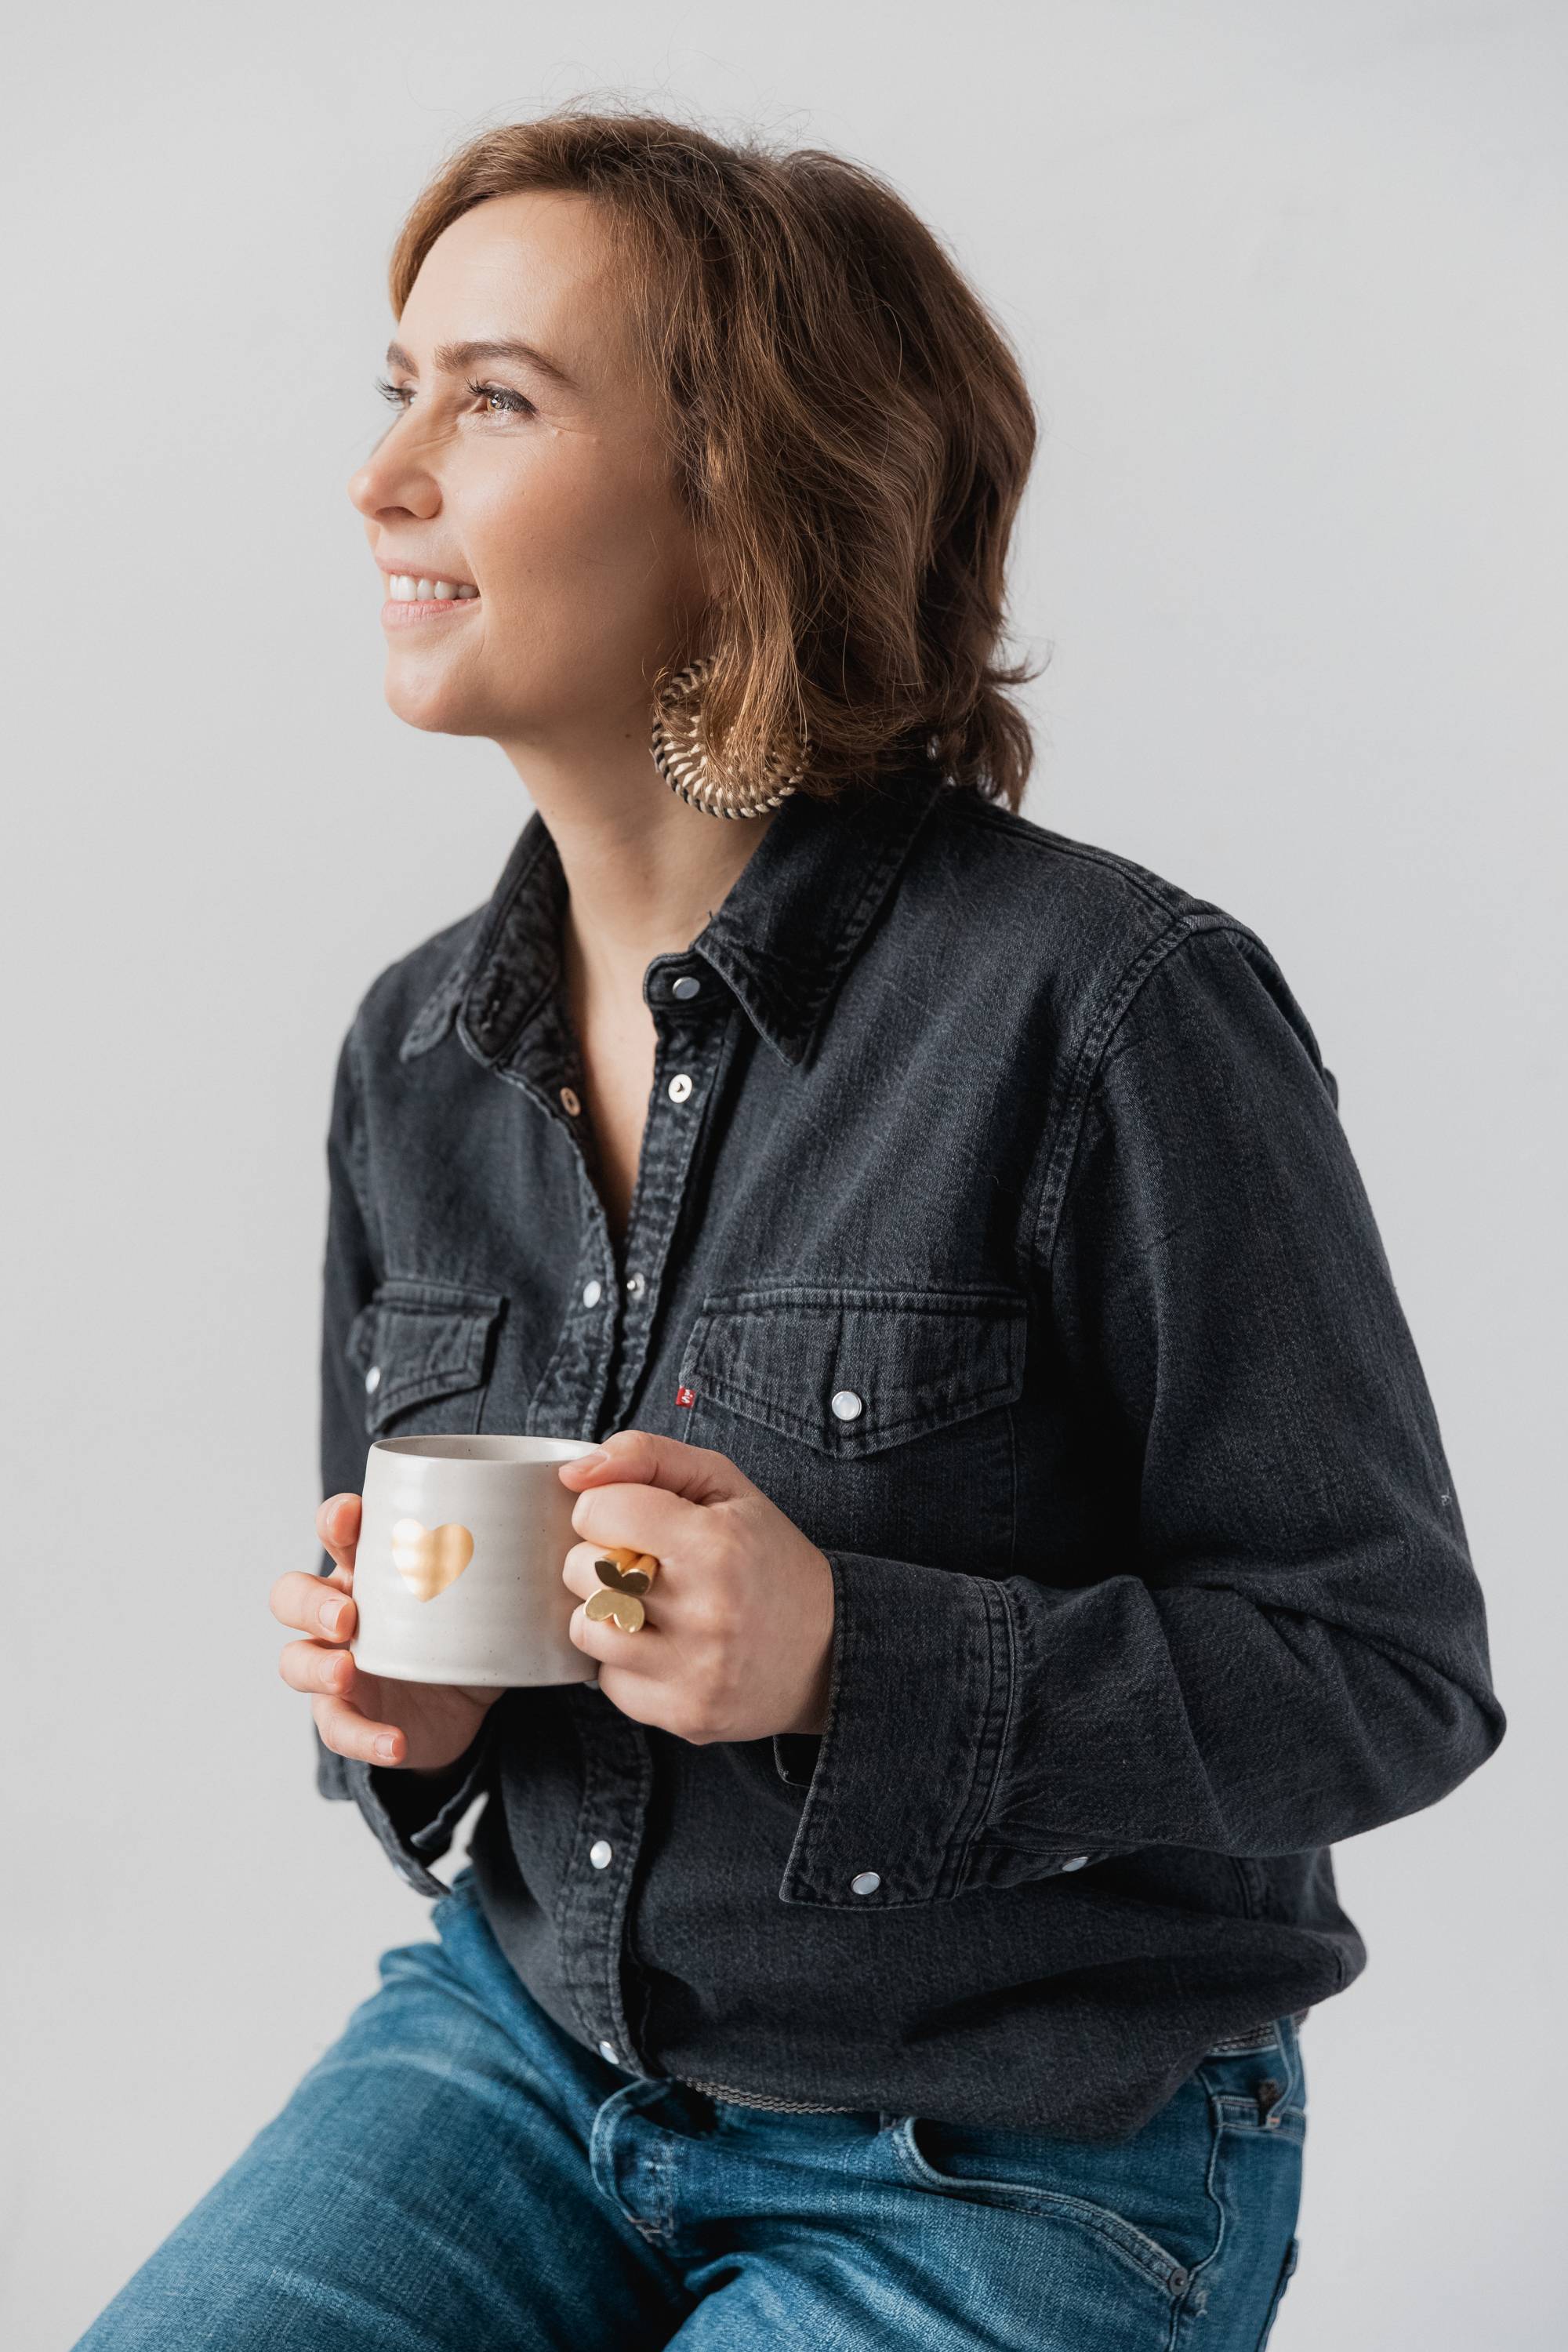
[
  {"left": 678, "top": 1285, "right": 1027, "bottom": 1457},
  {"left": 346, "top": 1277, "right": 504, "bottom": 1437}
]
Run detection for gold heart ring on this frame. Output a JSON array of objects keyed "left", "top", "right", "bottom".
[{"left": 585, "top": 1545, "right": 660, "bottom": 1635}]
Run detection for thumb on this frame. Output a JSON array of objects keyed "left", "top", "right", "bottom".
[{"left": 556, "top": 1428, "right": 750, "bottom": 1505}]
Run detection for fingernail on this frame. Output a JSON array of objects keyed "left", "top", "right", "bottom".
[
  {"left": 571, "top": 1448, "right": 611, "bottom": 1472},
  {"left": 319, "top": 1599, "right": 343, "bottom": 1633},
  {"left": 375, "top": 1735, "right": 396, "bottom": 1759}
]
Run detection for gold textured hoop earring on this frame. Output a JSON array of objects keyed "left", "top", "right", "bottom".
[{"left": 650, "top": 655, "right": 810, "bottom": 820}]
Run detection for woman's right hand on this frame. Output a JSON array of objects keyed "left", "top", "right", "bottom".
[{"left": 270, "top": 1494, "right": 504, "bottom": 1777}]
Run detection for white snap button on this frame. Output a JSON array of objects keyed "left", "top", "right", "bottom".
[
  {"left": 559, "top": 1085, "right": 581, "bottom": 1116},
  {"left": 1061, "top": 1854, "right": 1090, "bottom": 1871},
  {"left": 626, "top": 1271, "right": 646, "bottom": 1298},
  {"left": 598, "top": 2040, "right": 620, "bottom": 2064},
  {"left": 830, "top": 1390, "right": 863, "bottom": 1421},
  {"left": 589, "top": 1838, "right": 613, "bottom": 1869},
  {"left": 582, "top": 1279, "right": 602, "bottom": 1308},
  {"left": 364, "top": 1365, "right": 382, "bottom": 1394},
  {"left": 671, "top": 975, "right": 701, "bottom": 1000},
  {"left": 667, "top": 1072, "right": 693, "bottom": 1103},
  {"left": 850, "top": 1870, "right": 881, "bottom": 1896}
]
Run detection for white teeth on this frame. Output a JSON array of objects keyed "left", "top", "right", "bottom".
[{"left": 387, "top": 574, "right": 479, "bottom": 602}]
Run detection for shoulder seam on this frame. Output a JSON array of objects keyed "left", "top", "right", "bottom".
[
  {"left": 1025, "top": 915, "right": 1270, "bottom": 1277},
  {"left": 339, "top": 1015, "right": 385, "bottom": 1279},
  {"left": 941, "top": 795, "right": 1188, "bottom": 925}
]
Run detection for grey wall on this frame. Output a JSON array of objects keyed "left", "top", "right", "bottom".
[{"left": 5, "top": 5, "right": 1563, "bottom": 2346}]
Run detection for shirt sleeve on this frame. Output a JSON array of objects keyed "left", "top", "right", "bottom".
[
  {"left": 312, "top": 1020, "right": 494, "bottom": 1896},
  {"left": 775, "top": 923, "right": 1505, "bottom": 1908},
  {"left": 341, "top": 1718, "right": 501, "bottom": 1900}
]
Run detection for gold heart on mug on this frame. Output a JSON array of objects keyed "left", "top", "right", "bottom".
[{"left": 390, "top": 1515, "right": 474, "bottom": 1602}]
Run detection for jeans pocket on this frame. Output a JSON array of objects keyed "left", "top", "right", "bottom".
[
  {"left": 887, "top": 2114, "right": 1194, "bottom": 2298},
  {"left": 1200, "top": 2015, "right": 1308, "bottom": 2144}
]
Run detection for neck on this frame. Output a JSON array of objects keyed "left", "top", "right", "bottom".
[{"left": 496, "top": 718, "right": 782, "bottom": 1012}]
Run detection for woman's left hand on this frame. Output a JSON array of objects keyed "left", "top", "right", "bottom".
[{"left": 557, "top": 1431, "right": 835, "bottom": 1744}]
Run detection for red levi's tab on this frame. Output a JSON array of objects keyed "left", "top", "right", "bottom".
[{"left": 675, "top": 1385, "right": 696, "bottom": 1409}]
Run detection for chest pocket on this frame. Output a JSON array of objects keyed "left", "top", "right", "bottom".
[
  {"left": 345, "top": 1276, "right": 506, "bottom": 1442},
  {"left": 676, "top": 1285, "right": 1027, "bottom": 1568}
]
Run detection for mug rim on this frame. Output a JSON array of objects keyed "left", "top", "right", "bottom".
[{"left": 369, "top": 1435, "right": 605, "bottom": 1465}]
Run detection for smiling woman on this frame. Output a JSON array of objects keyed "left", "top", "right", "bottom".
[
  {"left": 347, "top": 179, "right": 721, "bottom": 766},
  {"left": 346, "top": 116, "right": 1037, "bottom": 811},
  {"left": 72, "top": 100, "right": 1502, "bottom": 2352}
]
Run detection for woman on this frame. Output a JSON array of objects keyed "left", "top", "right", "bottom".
[{"left": 78, "top": 107, "right": 1504, "bottom": 2352}]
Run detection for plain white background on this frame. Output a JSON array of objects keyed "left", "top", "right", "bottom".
[{"left": 5, "top": 5, "right": 1563, "bottom": 2346}]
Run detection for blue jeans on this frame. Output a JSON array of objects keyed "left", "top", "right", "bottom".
[{"left": 74, "top": 1866, "right": 1304, "bottom": 2350}]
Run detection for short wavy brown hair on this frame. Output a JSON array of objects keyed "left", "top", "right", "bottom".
[{"left": 388, "top": 104, "right": 1042, "bottom": 808}]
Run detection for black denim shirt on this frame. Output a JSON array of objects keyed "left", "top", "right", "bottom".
[{"left": 312, "top": 754, "right": 1504, "bottom": 2139}]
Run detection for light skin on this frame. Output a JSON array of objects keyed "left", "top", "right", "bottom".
[{"left": 269, "top": 188, "right": 835, "bottom": 1777}]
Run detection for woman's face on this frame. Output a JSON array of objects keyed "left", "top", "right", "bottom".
[{"left": 348, "top": 188, "right": 709, "bottom": 749}]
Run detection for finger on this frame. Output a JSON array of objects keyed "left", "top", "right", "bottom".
[
  {"left": 278, "top": 1635, "right": 361, "bottom": 1701},
  {"left": 270, "top": 1570, "right": 358, "bottom": 1640},
  {"left": 561, "top": 1542, "right": 602, "bottom": 1602},
  {"left": 313, "top": 1690, "right": 405, "bottom": 1766},
  {"left": 315, "top": 1492, "right": 361, "bottom": 1575},
  {"left": 565, "top": 1479, "right": 721, "bottom": 1569},
  {"left": 556, "top": 1429, "right": 749, "bottom": 1505}
]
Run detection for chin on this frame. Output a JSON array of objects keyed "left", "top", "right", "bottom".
[{"left": 382, "top": 670, "right": 490, "bottom": 738}]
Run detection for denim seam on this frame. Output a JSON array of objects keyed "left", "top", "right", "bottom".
[
  {"left": 951, "top": 1577, "right": 1019, "bottom": 1896},
  {"left": 795, "top": 1546, "right": 855, "bottom": 1898},
  {"left": 942, "top": 797, "right": 1185, "bottom": 925},
  {"left": 343, "top": 1756, "right": 449, "bottom": 1900},
  {"left": 1229, "top": 1856, "right": 1267, "bottom": 1921},
  {"left": 1169, "top": 2085, "right": 1232, "bottom": 2342},
  {"left": 397, "top": 945, "right": 476, "bottom": 1063},
  {"left": 1029, "top": 915, "right": 1276, "bottom": 1280},
  {"left": 891, "top": 2120, "right": 1190, "bottom": 2299},
  {"left": 554, "top": 1703, "right": 605, "bottom": 2053},
  {"left": 754, "top": 777, "right": 946, "bottom": 1055},
  {"left": 361, "top": 1308, "right": 501, "bottom": 1428},
  {"left": 768, "top": 815, "right": 922, "bottom": 1042},
  {"left": 456, "top": 821, "right": 560, "bottom": 1058},
  {"left": 489, "top": 1085, "right": 605, "bottom": 1435},
  {"left": 343, "top": 1018, "right": 385, "bottom": 1284},
  {"left": 597, "top": 1734, "right": 653, "bottom": 2071}
]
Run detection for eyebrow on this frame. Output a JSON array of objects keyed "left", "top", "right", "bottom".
[{"left": 384, "top": 336, "right": 578, "bottom": 393}]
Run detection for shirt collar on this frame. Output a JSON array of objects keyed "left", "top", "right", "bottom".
[{"left": 399, "top": 753, "right": 951, "bottom": 1075}]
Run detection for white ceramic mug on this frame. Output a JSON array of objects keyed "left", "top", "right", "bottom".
[{"left": 350, "top": 1434, "right": 604, "bottom": 1687}]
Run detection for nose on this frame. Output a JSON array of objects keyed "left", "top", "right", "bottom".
[
  {"left": 343, "top": 423, "right": 441, "bottom": 529},
  {"left": 347, "top": 440, "right": 441, "bottom": 526}
]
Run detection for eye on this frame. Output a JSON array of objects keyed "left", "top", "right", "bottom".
[
  {"left": 466, "top": 378, "right": 536, "bottom": 419},
  {"left": 371, "top": 376, "right": 536, "bottom": 420}
]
